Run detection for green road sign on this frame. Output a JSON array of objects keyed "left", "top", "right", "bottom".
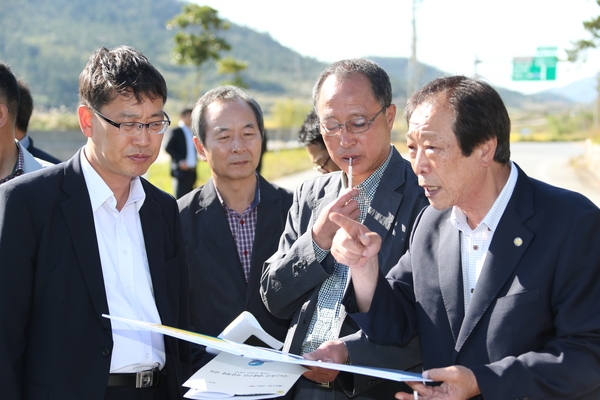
[{"left": 512, "top": 56, "right": 557, "bottom": 81}]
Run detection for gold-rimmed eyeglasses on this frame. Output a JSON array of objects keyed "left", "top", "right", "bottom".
[
  {"left": 91, "top": 108, "right": 171, "bottom": 136},
  {"left": 313, "top": 155, "right": 331, "bottom": 174},
  {"left": 319, "top": 105, "right": 387, "bottom": 137}
]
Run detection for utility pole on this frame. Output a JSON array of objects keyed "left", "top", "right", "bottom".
[
  {"left": 595, "top": 71, "right": 600, "bottom": 130},
  {"left": 473, "top": 54, "right": 481, "bottom": 78},
  {"left": 407, "top": 0, "right": 421, "bottom": 99}
]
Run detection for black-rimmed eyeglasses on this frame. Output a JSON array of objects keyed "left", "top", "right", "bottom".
[
  {"left": 91, "top": 108, "right": 171, "bottom": 136},
  {"left": 319, "top": 105, "right": 387, "bottom": 137}
]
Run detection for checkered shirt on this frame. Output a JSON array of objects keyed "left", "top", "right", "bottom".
[
  {"left": 0, "top": 141, "right": 25, "bottom": 185},
  {"left": 216, "top": 177, "right": 261, "bottom": 282},
  {"left": 301, "top": 148, "right": 393, "bottom": 353}
]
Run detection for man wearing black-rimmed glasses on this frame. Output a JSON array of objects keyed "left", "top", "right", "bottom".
[
  {"left": 261, "top": 58, "right": 428, "bottom": 399},
  {"left": 0, "top": 45, "right": 190, "bottom": 399}
]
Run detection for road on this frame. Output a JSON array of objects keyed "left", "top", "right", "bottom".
[{"left": 273, "top": 141, "right": 600, "bottom": 206}]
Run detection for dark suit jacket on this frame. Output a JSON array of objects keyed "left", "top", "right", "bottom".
[
  {"left": 25, "top": 136, "right": 62, "bottom": 164},
  {"left": 351, "top": 165, "right": 600, "bottom": 399},
  {"left": 165, "top": 126, "right": 189, "bottom": 177},
  {"left": 261, "top": 147, "right": 428, "bottom": 399},
  {"left": 0, "top": 150, "right": 190, "bottom": 399},
  {"left": 178, "top": 175, "right": 293, "bottom": 370}
]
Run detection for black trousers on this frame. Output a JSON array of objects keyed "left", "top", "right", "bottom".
[{"left": 173, "top": 168, "right": 197, "bottom": 199}]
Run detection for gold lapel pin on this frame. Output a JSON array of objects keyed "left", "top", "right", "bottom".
[{"left": 514, "top": 237, "right": 523, "bottom": 247}]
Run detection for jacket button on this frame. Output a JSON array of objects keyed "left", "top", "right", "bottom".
[{"left": 101, "top": 348, "right": 110, "bottom": 357}]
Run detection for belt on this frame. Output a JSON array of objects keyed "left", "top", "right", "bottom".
[
  {"left": 311, "top": 380, "right": 331, "bottom": 389},
  {"left": 108, "top": 367, "right": 160, "bottom": 388}
]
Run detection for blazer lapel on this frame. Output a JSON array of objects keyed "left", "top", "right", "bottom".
[
  {"left": 363, "top": 148, "right": 405, "bottom": 241},
  {"left": 197, "top": 180, "right": 247, "bottom": 287},
  {"left": 60, "top": 152, "right": 110, "bottom": 330},
  {"left": 437, "top": 217, "right": 465, "bottom": 346},
  {"left": 248, "top": 178, "right": 281, "bottom": 298},
  {"left": 139, "top": 189, "right": 173, "bottom": 327},
  {"left": 455, "top": 167, "right": 534, "bottom": 353}
]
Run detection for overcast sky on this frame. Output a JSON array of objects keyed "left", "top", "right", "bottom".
[{"left": 193, "top": 0, "right": 600, "bottom": 94}]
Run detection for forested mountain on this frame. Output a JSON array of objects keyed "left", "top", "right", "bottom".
[{"left": 0, "top": 0, "right": 573, "bottom": 112}]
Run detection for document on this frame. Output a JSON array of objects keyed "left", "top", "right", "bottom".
[
  {"left": 103, "top": 313, "right": 429, "bottom": 398},
  {"left": 183, "top": 352, "right": 305, "bottom": 399}
]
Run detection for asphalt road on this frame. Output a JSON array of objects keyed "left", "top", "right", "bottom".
[{"left": 273, "top": 141, "right": 600, "bottom": 206}]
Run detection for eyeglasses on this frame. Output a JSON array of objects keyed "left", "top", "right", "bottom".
[
  {"left": 91, "top": 108, "right": 171, "bottom": 136},
  {"left": 319, "top": 105, "right": 387, "bottom": 137},
  {"left": 313, "top": 155, "right": 331, "bottom": 174}
]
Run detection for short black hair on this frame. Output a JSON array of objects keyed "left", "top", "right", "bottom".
[
  {"left": 0, "top": 61, "right": 20, "bottom": 121},
  {"left": 78, "top": 46, "right": 167, "bottom": 110},
  {"left": 405, "top": 75, "right": 511, "bottom": 164},
  {"left": 297, "top": 109, "right": 325, "bottom": 148},
  {"left": 16, "top": 79, "right": 33, "bottom": 133}
]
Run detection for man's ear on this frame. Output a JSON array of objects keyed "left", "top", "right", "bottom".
[
  {"left": 479, "top": 137, "right": 497, "bottom": 167},
  {"left": 0, "top": 104, "right": 9, "bottom": 129},
  {"left": 193, "top": 136, "right": 207, "bottom": 161},
  {"left": 78, "top": 106, "right": 93, "bottom": 138},
  {"left": 384, "top": 104, "right": 397, "bottom": 129}
]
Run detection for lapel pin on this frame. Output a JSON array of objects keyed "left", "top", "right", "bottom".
[{"left": 513, "top": 237, "right": 523, "bottom": 247}]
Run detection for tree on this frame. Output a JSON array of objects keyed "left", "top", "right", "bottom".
[
  {"left": 567, "top": 0, "right": 600, "bottom": 130},
  {"left": 217, "top": 57, "right": 249, "bottom": 88},
  {"left": 566, "top": 0, "right": 600, "bottom": 62},
  {"left": 166, "top": 4, "right": 234, "bottom": 98}
]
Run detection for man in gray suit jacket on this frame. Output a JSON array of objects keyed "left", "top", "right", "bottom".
[
  {"left": 319, "top": 76, "right": 600, "bottom": 399},
  {"left": 178, "top": 86, "right": 293, "bottom": 372},
  {"left": 260, "top": 59, "right": 428, "bottom": 399},
  {"left": 0, "top": 46, "right": 190, "bottom": 399}
]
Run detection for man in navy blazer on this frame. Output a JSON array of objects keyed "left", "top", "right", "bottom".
[
  {"left": 261, "top": 59, "right": 428, "bottom": 399},
  {"left": 316, "top": 76, "right": 600, "bottom": 399},
  {"left": 0, "top": 46, "right": 190, "bottom": 399},
  {"left": 178, "top": 86, "right": 293, "bottom": 371}
]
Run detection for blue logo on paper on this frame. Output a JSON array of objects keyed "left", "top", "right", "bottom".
[{"left": 248, "top": 360, "right": 265, "bottom": 366}]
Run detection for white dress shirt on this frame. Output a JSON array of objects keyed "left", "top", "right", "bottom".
[
  {"left": 181, "top": 121, "right": 197, "bottom": 168},
  {"left": 80, "top": 150, "right": 166, "bottom": 372},
  {"left": 452, "top": 161, "right": 518, "bottom": 311}
]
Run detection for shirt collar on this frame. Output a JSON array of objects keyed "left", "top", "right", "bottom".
[
  {"left": 178, "top": 120, "right": 193, "bottom": 135},
  {"left": 451, "top": 161, "right": 518, "bottom": 233},
  {"left": 14, "top": 140, "right": 25, "bottom": 174},
  {"left": 80, "top": 149, "right": 145, "bottom": 212},
  {"left": 215, "top": 173, "right": 261, "bottom": 211},
  {"left": 345, "top": 145, "right": 393, "bottom": 194},
  {"left": 0, "top": 141, "right": 25, "bottom": 184},
  {"left": 19, "top": 135, "right": 31, "bottom": 149}
]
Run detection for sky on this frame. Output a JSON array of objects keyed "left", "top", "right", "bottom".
[{"left": 193, "top": 0, "right": 600, "bottom": 95}]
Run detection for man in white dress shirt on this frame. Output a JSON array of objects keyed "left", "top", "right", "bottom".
[{"left": 0, "top": 45, "right": 190, "bottom": 399}]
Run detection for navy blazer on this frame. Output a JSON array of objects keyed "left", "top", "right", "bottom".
[
  {"left": 0, "top": 150, "right": 190, "bottom": 399},
  {"left": 261, "top": 147, "right": 428, "bottom": 398},
  {"left": 351, "top": 165, "right": 600, "bottom": 399},
  {"left": 25, "top": 136, "right": 62, "bottom": 164},
  {"left": 178, "top": 175, "right": 293, "bottom": 370}
]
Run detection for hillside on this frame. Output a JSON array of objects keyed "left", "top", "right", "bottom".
[{"left": 0, "top": 0, "right": 575, "bottom": 114}]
